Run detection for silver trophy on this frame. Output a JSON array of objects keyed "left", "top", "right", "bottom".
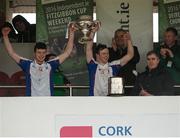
[
  {"left": 74, "top": 15, "right": 99, "bottom": 44},
  {"left": 108, "top": 77, "right": 124, "bottom": 96}
]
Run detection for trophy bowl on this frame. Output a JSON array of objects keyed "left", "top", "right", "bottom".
[{"left": 75, "top": 15, "right": 98, "bottom": 44}]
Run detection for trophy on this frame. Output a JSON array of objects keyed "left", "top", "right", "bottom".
[
  {"left": 108, "top": 77, "right": 124, "bottom": 96},
  {"left": 74, "top": 15, "right": 100, "bottom": 44}
]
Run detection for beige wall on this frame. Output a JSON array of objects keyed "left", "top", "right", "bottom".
[
  {"left": 0, "top": 42, "right": 34, "bottom": 77},
  {"left": 96, "top": 0, "right": 153, "bottom": 72}
]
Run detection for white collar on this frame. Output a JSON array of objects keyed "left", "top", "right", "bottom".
[{"left": 98, "top": 63, "right": 109, "bottom": 69}]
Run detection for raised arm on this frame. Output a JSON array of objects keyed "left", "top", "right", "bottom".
[
  {"left": 86, "top": 22, "right": 101, "bottom": 63},
  {"left": 2, "top": 27, "right": 21, "bottom": 63},
  {"left": 86, "top": 32, "right": 94, "bottom": 63},
  {"left": 57, "top": 23, "right": 76, "bottom": 63},
  {"left": 119, "top": 32, "right": 134, "bottom": 66}
]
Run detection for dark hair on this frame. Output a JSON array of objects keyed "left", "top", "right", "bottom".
[
  {"left": 146, "top": 50, "right": 160, "bottom": 59},
  {"left": 45, "top": 53, "right": 56, "bottom": 61},
  {"left": 115, "top": 28, "right": 126, "bottom": 33},
  {"left": 95, "top": 43, "right": 108, "bottom": 54},
  {"left": 114, "top": 28, "right": 127, "bottom": 37},
  {"left": 34, "top": 42, "right": 47, "bottom": 52},
  {"left": 12, "top": 15, "right": 30, "bottom": 32},
  {"left": 166, "top": 27, "right": 178, "bottom": 36}
]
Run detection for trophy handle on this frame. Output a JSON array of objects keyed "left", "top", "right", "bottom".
[{"left": 91, "top": 21, "right": 101, "bottom": 31}]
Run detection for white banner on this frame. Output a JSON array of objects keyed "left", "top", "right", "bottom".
[
  {"left": 0, "top": 100, "right": 2, "bottom": 137},
  {"left": 96, "top": 0, "right": 153, "bottom": 72},
  {"left": 1, "top": 97, "right": 180, "bottom": 137},
  {"left": 56, "top": 114, "right": 180, "bottom": 137}
]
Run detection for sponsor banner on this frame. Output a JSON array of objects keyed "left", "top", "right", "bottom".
[
  {"left": 37, "top": 0, "right": 93, "bottom": 88},
  {"left": 159, "top": 0, "right": 180, "bottom": 42},
  {"left": 164, "top": 0, "right": 180, "bottom": 4},
  {"left": 42, "top": 0, "right": 93, "bottom": 38},
  {"left": 55, "top": 114, "right": 180, "bottom": 137},
  {"left": 96, "top": 0, "right": 153, "bottom": 72},
  {"left": 42, "top": 0, "right": 65, "bottom": 5}
]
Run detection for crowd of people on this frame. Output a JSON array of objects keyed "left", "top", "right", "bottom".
[
  {"left": 86, "top": 25, "right": 178, "bottom": 96},
  {"left": 1, "top": 17, "right": 180, "bottom": 96}
]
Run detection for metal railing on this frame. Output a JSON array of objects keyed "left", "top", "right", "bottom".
[
  {"left": 0, "top": 85, "right": 89, "bottom": 96},
  {"left": 0, "top": 85, "right": 180, "bottom": 96}
]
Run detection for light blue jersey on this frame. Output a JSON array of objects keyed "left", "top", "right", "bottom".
[{"left": 18, "top": 59, "right": 59, "bottom": 96}]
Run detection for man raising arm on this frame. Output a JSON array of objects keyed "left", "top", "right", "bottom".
[
  {"left": 2, "top": 23, "right": 76, "bottom": 96},
  {"left": 86, "top": 25, "right": 134, "bottom": 96}
]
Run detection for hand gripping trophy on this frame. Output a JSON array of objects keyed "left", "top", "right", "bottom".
[{"left": 74, "top": 15, "right": 100, "bottom": 44}]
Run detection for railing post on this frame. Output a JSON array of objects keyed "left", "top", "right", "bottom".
[{"left": 69, "top": 86, "right": 72, "bottom": 96}]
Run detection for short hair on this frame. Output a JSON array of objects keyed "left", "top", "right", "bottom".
[
  {"left": 114, "top": 28, "right": 127, "bottom": 37},
  {"left": 95, "top": 43, "right": 108, "bottom": 54},
  {"left": 34, "top": 42, "right": 47, "bottom": 52},
  {"left": 115, "top": 28, "right": 126, "bottom": 33},
  {"left": 166, "top": 27, "right": 178, "bottom": 36},
  {"left": 146, "top": 50, "right": 160, "bottom": 59}
]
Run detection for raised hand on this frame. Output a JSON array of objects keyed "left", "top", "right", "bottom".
[
  {"left": 123, "top": 32, "right": 131, "bottom": 40},
  {"left": 2, "top": 27, "right": 11, "bottom": 37},
  {"left": 160, "top": 48, "right": 167, "bottom": 58},
  {"left": 139, "top": 89, "right": 152, "bottom": 96},
  {"left": 91, "top": 21, "right": 101, "bottom": 33},
  {"left": 111, "top": 37, "right": 117, "bottom": 51},
  {"left": 123, "top": 32, "right": 132, "bottom": 46},
  {"left": 160, "top": 48, "right": 174, "bottom": 58},
  {"left": 69, "top": 22, "right": 78, "bottom": 32}
]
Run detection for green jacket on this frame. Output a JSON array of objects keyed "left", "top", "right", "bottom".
[
  {"left": 154, "top": 43, "right": 180, "bottom": 84},
  {"left": 53, "top": 71, "right": 66, "bottom": 96}
]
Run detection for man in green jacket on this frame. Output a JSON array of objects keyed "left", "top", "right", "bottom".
[{"left": 154, "top": 27, "right": 180, "bottom": 95}]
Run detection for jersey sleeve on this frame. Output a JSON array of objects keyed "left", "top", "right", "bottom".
[
  {"left": 48, "top": 59, "right": 60, "bottom": 72},
  {"left": 109, "top": 59, "right": 121, "bottom": 66},
  {"left": 18, "top": 59, "right": 31, "bottom": 73}
]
